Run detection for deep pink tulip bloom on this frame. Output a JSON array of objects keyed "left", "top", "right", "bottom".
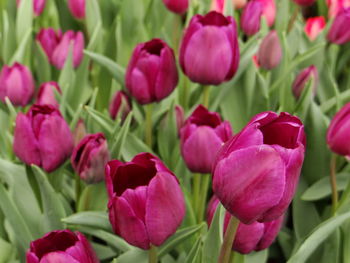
[
  {"left": 327, "top": 103, "right": 350, "bottom": 157},
  {"left": 327, "top": 0, "right": 350, "bottom": 18},
  {"left": 105, "top": 153, "right": 186, "bottom": 249},
  {"left": 179, "top": 11, "right": 240, "bottom": 85},
  {"left": 0, "top": 63, "right": 34, "bottom": 106},
  {"left": 212, "top": 111, "right": 305, "bottom": 224},
  {"left": 125, "top": 39, "right": 178, "bottom": 105},
  {"left": 71, "top": 133, "right": 110, "bottom": 184},
  {"left": 180, "top": 105, "right": 232, "bottom": 173},
  {"left": 13, "top": 104, "right": 73, "bottom": 173},
  {"left": 257, "top": 30, "right": 282, "bottom": 70},
  {"left": 292, "top": 0, "right": 316, "bottom": 6},
  {"left": 304, "top": 17, "right": 326, "bottom": 41},
  {"left": 109, "top": 91, "right": 132, "bottom": 121},
  {"left": 241, "top": 0, "right": 263, "bottom": 36},
  {"left": 292, "top": 65, "right": 318, "bottom": 99},
  {"left": 162, "top": 0, "right": 188, "bottom": 14},
  {"left": 207, "top": 196, "right": 284, "bottom": 254},
  {"left": 327, "top": 8, "right": 350, "bottom": 45},
  {"left": 258, "top": 0, "right": 276, "bottom": 27},
  {"left": 68, "top": 0, "right": 85, "bottom": 19},
  {"left": 26, "top": 230, "right": 99, "bottom": 263},
  {"left": 36, "top": 81, "right": 61, "bottom": 108},
  {"left": 211, "top": 0, "right": 247, "bottom": 12},
  {"left": 51, "top": 30, "right": 85, "bottom": 69},
  {"left": 16, "top": 0, "right": 46, "bottom": 16},
  {"left": 36, "top": 28, "right": 62, "bottom": 64}
]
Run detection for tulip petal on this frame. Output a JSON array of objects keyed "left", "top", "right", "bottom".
[
  {"left": 233, "top": 221, "right": 264, "bottom": 254},
  {"left": 40, "top": 252, "right": 80, "bottom": 263},
  {"left": 256, "top": 215, "right": 284, "bottom": 250}
]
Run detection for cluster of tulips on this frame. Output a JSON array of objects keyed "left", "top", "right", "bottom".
[{"left": 2, "top": 0, "right": 350, "bottom": 262}]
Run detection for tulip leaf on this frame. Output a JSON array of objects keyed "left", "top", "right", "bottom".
[
  {"left": 15, "top": 0, "right": 32, "bottom": 45},
  {"left": 58, "top": 44, "right": 75, "bottom": 94},
  {"left": 9, "top": 28, "right": 31, "bottom": 65},
  {"left": 77, "top": 183, "right": 108, "bottom": 212},
  {"left": 62, "top": 211, "right": 112, "bottom": 232},
  {"left": 116, "top": 248, "right": 148, "bottom": 263},
  {"left": 287, "top": 211, "right": 350, "bottom": 263},
  {"left": 184, "top": 237, "right": 202, "bottom": 263},
  {"left": 121, "top": 133, "right": 155, "bottom": 160},
  {"left": 246, "top": 250, "right": 268, "bottom": 263},
  {"left": 0, "top": 238, "right": 15, "bottom": 263},
  {"left": 2, "top": 11, "right": 16, "bottom": 64},
  {"left": 92, "top": 243, "right": 117, "bottom": 261},
  {"left": 84, "top": 106, "right": 114, "bottom": 134},
  {"left": 110, "top": 112, "right": 133, "bottom": 159},
  {"left": 86, "top": 0, "right": 102, "bottom": 38},
  {"left": 34, "top": 42, "right": 51, "bottom": 83}
]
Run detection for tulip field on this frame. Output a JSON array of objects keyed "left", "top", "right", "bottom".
[{"left": 1, "top": 0, "right": 350, "bottom": 262}]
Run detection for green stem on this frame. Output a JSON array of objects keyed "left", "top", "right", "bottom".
[
  {"left": 148, "top": 245, "right": 158, "bottom": 263},
  {"left": 218, "top": 216, "right": 240, "bottom": 263},
  {"left": 202, "top": 85, "right": 211, "bottom": 108},
  {"left": 145, "top": 104, "right": 153, "bottom": 148},
  {"left": 330, "top": 154, "right": 338, "bottom": 215},
  {"left": 197, "top": 173, "right": 210, "bottom": 222},
  {"left": 192, "top": 173, "right": 201, "bottom": 221},
  {"left": 75, "top": 174, "right": 81, "bottom": 212},
  {"left": 287, "top": 6, "right": 300, "bottom": 33},
  {"left": 337, "top": 173, "right": 350, "bottom": 212}
]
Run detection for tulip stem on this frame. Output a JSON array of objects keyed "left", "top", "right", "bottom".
[
  {"left": 202, "top": 85, "right": 211, "bottom": 108},
  {"left": 287, "top": 6, "right": 300, "bottom": 33},
  {"left": 218, "top": 216, "right": 240, "bottom": 263},
  {"left": 75, "top": 174, "right": 81, "bottom": 211},
  {"left": 149, "top": 245, "right": 158, "bottom": 263},
  {"left": 192, "top": 173, "right": 201, "bottom": 220},
  {"left": 330, "top": 154, "right": 338, "bottom": 215},
  {"left": 145, "top": 104, "right": 153, "bottom": 148},
  {"left": 197, "top": 173, "right": 210, "bottom": 222}
]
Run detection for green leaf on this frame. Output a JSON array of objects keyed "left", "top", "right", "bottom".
[
  {"left": 0, "top": 238, "right": 15, "bottom": 263},
  {"left": 84, "top": 106, "right": 114, "bottom": 134},
  {"left": 86, "top": 0, "right": 102, "bottom": 38},
  {"left": 62, "top": 211, "right": 111, "bottom": 232},
  {"left": 110, "top": 112, "right": 133, "bottom": 159},
  {"left": 92, "top": 243, "right": 117, "bottom": 261},
  {"left": 34, "top": 42, "right": 51, "bottom": 83},
  {"left": 77, "top": 183, "right": 108, "bottom": 212},
  {"left": 116, "top": 248, "right": 147, "bottom": 263},
  {"left": 16, "top": 0, "right": 32, "bottom": 45},
  {"left": 122, "top": 133, "right": 154, "bottom": 160},
  {"left": 246, "top": 249, "right": 268, "bottom": 263},
  {"left": 184, "top": 237, "right": 202, "bottom": 263},
  {"left": 9, "top": 28, "right": 31, "bottom": 65},
  {"left": 2, "top": 11, "right": 16, "bottom": 64},
  {"left": 58, "top": 45, "right": 75, "bottom": 94}
]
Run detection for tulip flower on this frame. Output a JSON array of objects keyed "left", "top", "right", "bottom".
[
  {"left": 327, "top": 0, "right": 350, "bottom": 18},
  {"left": 71, "top": 133, "right": 110, "bottom": 184},
  {"left": 292, "top": 65, "right": 318, "bottom": 99},
  {"left": 211, "top": 0, "right": 247, "bottom": 12},
  {"left": 327, "top": 103, "right": 350, "bottom": 157},
  {"left": 327, "top": 8, "right": 350, "bottom": 45},
  {"left": 207, "top": 196, "right": 284, "bottom": 254},
  {"left": 36, "top": 28, "right": 62, "bottom": 64},
  {"left": 180, "top": 105, "right": 233, "bottom": 173},
  {"left": 241, "top": 0, "right": 263, "bottom": 36},
  {"left": 179, "top": 11, "right": 240, "bottom": 85},
  {"left": 304, "top": 17, "right": 326, "bottom": 41},
  {"left": 26, "top": 230, "right": 99, "bottom": 263},
  {"left": 125, "top": 39, "right": 178, "bottom": 105},
  {"left": 162, "top": 0, "right": 188, "bottom": 14},
  {"left": 0, "top": 63, "right": 35, "bottom": 106},
  {"left": 175, "top": 105, "right": 185, "bottom": 132},
  {"left": 13, "top": 104, "right": 73, "bottom": 173},
  {"left": 36, "top": 81, "right": 61, "bottom": 108},
  {"left": 73, "top": 119, "right": 87, "bottom": 146},
  {"left": 259, "top": 0, "right": 276, "bottom": 27},
  {"left": 292, "top": 0, "right": 316, "bottom": 6},
  {"left": 212, "top": 111, "right": 305, "bottom": 224},
  {"left": 16, "top": 0, "right": 46, "bottom": 16},
  {"left": 105, "top": 153, "right": 185, "bottom": 249},
  {"left": 257, "top": 30, "right": 282, "bottom": 70},
  {"left": 68, "top": 0, "right": 85, "bottom": 19},
  {"left": 109, "top": 91, "right": 132, "bottom": 121}
]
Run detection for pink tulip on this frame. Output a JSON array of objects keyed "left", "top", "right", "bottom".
[
  {"left": 68, "top": 0, "right": 85, "bottom": 19},
  {"left": 292, "top": 65, "right": 318, "bottom": 99},
  {"left": 16, "top": 0, "right": 46, "bottom": 16},
  {"left": 36, "top": 28, "right": 62, "bottom": 64},
  {"left": 162, "top": 0, "right": 188, "bottom": 14},
  {"left": 327, "top": 8, "right": 350, "bottom": 45},
  {"left": 292, "top": 0, "right": 316, "bottom": 6},
  {"left": 258, "top": 0, "right": 276, "bottom": 26},
  {"left": 241, "top": 0, "right": 263, "bottom": 36},
  {"left": 257, "top": 30, "right": 282, "bottom": 70},
  {"left": 36, "top": 81, "right": 61, "bottom": 108},
  {"left": 211, "top": 0, "right": 247, "bottom": 12},
  {"left": 304, "top": 17, "right": 326, "bottom": 41},
  {"left": 327, "top": 0, "right": 350, "bottom": 18},
  {"left": 109, "top": 91, "right": 132, "bottom": 121}
]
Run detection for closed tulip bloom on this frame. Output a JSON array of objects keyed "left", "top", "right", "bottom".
[
  {"left": 179, "top": 11, "right": 240, "bottom": 85},
  {"left": 241, "top": 0, "right": 263, "bottom": 36},
  {"left": 71, "top": 133, "right": 110, "bottom": 184},
  {"left": 327, "top": 103, "right": 350, "bottom": 157},
  {"left": 305, "top": 17, "right": 326, "bottom": 41},
  {"left": 109, "top": 91, "right": 132, "bottom": 121},
  {"left": 26, "top": 230, "right": 99, "bottom": 263},
  {"left": 51, "top": 30, "right": 85, "bottom": 69},
  {"left": 36, "top": 28, "right": 62, "bottom": 64},
  {"left": 213, "top": 111, "right": 305, "bottom": 224},
  {"left": 292, "top": 0, "right": 316, "bottom": 6},
  {"left": 327, "top": 0, "right": 350, "bottom": 18},
  {"left": 162, "top": 0, "right": 188, "bottom": 14},
  {"left": 16, "top": 0, "right": 46, "bottom": 16},
  {"left": 259, "top": 0, "right": 276, "bottom": 27},
  {"left": 292, "top": 65, "right": 318, "bottom": 99},
  {"left": 73, "top": 119, "right": 87, "bottom": 146},
  {"left": 0, "top": 63, "right": 34, "bottom": 106},
  {"left": 125, "top": 39, "right": 178, "bottom": 105},
  {"left": 327, "top": 8, "right": 350, "bottom": 45},
  {"left": 68, "top": 0, "right": 85, "bottom": 19},
  {"left": 257, "top": 30, "right": 282, "bottom": 70},
  {"left": 211, "top": 0, "right": 247, "bottom": 12},
  {"left": 207, "top": 196, "right": 284, "bottom": 254},
  {"left": 180, "top": 105, "right": 233, "bottom": 173},
  {"left": 36, "top": 81, "right": 61, "bottom": 108},
  {"left": 13, "top": 104, "right": 73, "bottom": 173},
  {"left": 106, "top": 153, "right": 185, "bottom": 249}
]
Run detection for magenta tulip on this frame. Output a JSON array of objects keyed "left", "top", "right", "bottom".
[
  {"left": 257, "top": 30, "right": 282, "bottom": 70},
  {"left": 109, "top": 91, "right": 132, "bottom": 121},
  {"left": 125, "top": 39, "right": 178, "bottom": 105},
  {"left": 292, "top": 65, "right": 318, "bottom": 99},
  {"left": 304, "top": 17, "right": 326, "bottom": 41},
  {"left": 36, "top": 81, "right": 61, "bottom": 108},
  {"left": 258, "top": 0, "right": 276, "bottom": 27},
  {"left": 13, "top": 104, "right": 73, "bottom": 173},
  {"left": 105, "top": 153, "right": 186, "bottom": 249},
  {"left": 0, "top": 63, "right": 34, "bottom": 106},
  {"left": 36, "top": 28, "right": 62, "bottom": 64},
  {"left": 162, "top": 0, "right": 188, "bottom": 14},
  {"left": 207, "top": 196, "right": 284, "bottom": 254},
  {"left": 179, "top": 11, "right": 240, "bottom": 85},
  {"left": 71, "top": 133, "right": 110, "bottom": 184},
  {"left": 212, "top": 111, "right": 305, "bottom": 224},
  {"left": 16, "top": 0, "right": 46, "bottom": 16},
  {"left": 241, "top": 0, "right": 263, "bottom": 36},
  {"left": 26, "top": 230, "right": 99, "bottom": 263},
  {"left": 68, "top": 0, "right": 85, "bottom": 19},
  {"left": 327, "top": 8, "right": 350, "bottom": 45},
  {"left": 180, "top": 105, "right": 232, "bottom": 173},
  {"left": 292, "top": 0, "right": 316, "bottom": 6}
]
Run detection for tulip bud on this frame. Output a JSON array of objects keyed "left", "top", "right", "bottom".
[
  {"left": 0, "top": 63, "right": 35, "bottom": 106},
  {"left": 68, "top": 0, "right": 85, "bottom": 19},
  {"left": 16, "top": 0, "right": 46, "bottom": 16},
  {"left": 259, "top": 0, "right": 276, "bottom": 27},
  {"left": 207, "top": 196, "right": 284, "bottom": 254},
  {"left": 109, "top": 91, "right": 132, "bottom": 121},
  {"left": 180, "top": 105, "right": 233, "bottom": 173},
  {"left": 211, "top": 0, "right": 247, "bottom": 12},
  {"left": 36, "top": 28, "right": 62, "bottom": 64},
  {"left": 292, "top": 65, "right": 318, "bottom": 99},
  {"left": 73, "top": 119, "right": 87, "bottom": 146},
  {"left": 179, "top": 11, "right": 240, "bottom": 85},
  {"left": 257, "top": 30, "right": 282, "bottom": 70},
  {"left": 126, "top": 39, "right": 178, "bottom": 105},
  {"left": 51, "top": 30, "right": 85, "bottom": 69},
  {"left": 106, "top": 153, "right": 185, "bottom": 249},
  {"left": 213, "top": 111, "right": 305, "bottom": 224},
  {"left": 36, "top": 81, "right": 61, "bottom": 108},
  {"left": 162, "top": 0, "right": 188, "bottom": 14},
  {"left": 292, "top": 0, "right": 316, "bottom": 6},
  {"left": 327, "top": 8, "right": 350, "bottom": 45},
  {"left": 327, "top": 0, "right": 350, "bottom": 18},
  {"left": 71, "top": 133, "right": 110, "bottom": 184},
  {"left": 327, "top": 103, "right": 350, "bottom": 157},
  {"left": 13, "top": 104, "right": 73, "bottom": 173},
  {"left": 304, "top": 17, "right": 326, "bottom": 41},
  {"left": 241, "top": 0, "right": 263, "bottom": 36},
  {"left": 26, "top": 230, "right": 99, "bottom": 263}
]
